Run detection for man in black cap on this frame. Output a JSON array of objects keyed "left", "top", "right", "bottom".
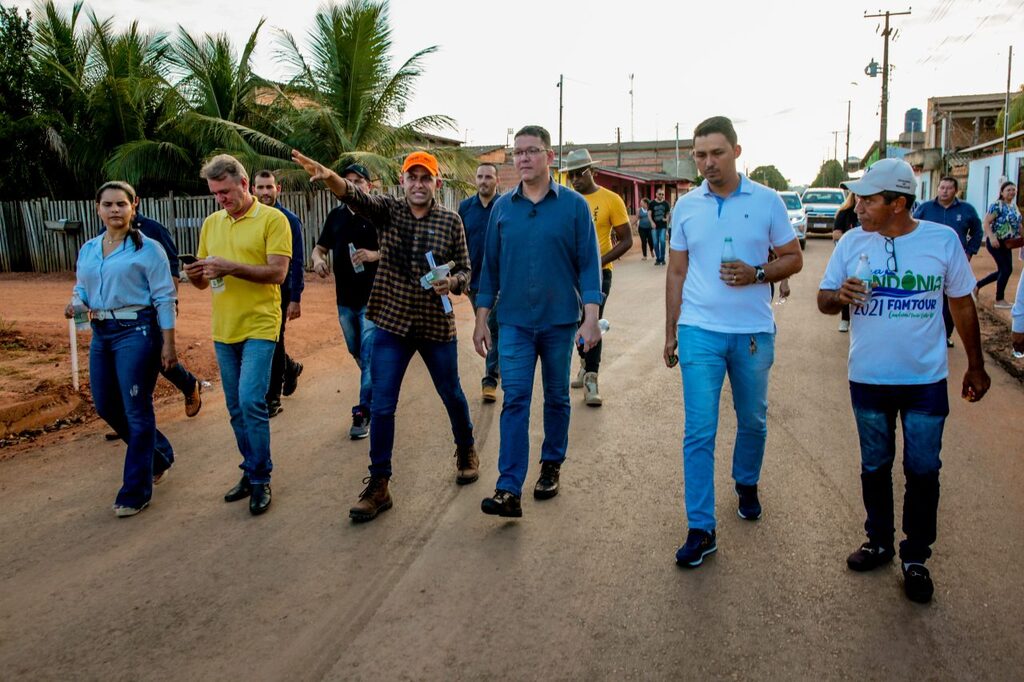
[{"left": 311, "top": 163, "right": 381, "bottom": 439}]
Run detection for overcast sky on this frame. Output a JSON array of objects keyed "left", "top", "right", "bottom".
[{"left": 13, "top": 0, "right": 1024, "bottom": 183}]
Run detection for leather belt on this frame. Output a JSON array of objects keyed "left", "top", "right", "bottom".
[{"left": 90, "top": 305, "right": 147, "bottom": 321}]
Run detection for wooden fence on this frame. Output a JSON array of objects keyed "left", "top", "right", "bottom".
[{"left": 0, "top": 186, "right": 463, "bottom": 273}]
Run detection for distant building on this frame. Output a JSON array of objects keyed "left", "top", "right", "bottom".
[
  {"left": 464, "top": 138, "right": 699, "bottom": 213},
  {"left": 904, "top": 92, "right": 1006, "bottom": 201}
]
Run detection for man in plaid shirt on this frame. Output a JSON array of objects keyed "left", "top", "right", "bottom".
[{"left": 293, "top": 149, "right": 477, "bottom": 522}]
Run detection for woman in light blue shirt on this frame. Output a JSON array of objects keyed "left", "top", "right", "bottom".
[{"left": 64, "top": 181, "right": 178, "bottom": 517}]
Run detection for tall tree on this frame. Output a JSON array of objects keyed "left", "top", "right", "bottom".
[
  {"left": 275, "top": 0, "right": 472, "bottom": 184},
  {"left": 996, "top": 86, "right": 1024, "bottom": 137},
  {"left": 0, "top": 4, "right": 51, "bottom": 198},
  {"left": 749, "top": 165, "right": 788, "bottom": 191},
  {"left": 811, "top": 159, "right": 846, "bottom": 188}
]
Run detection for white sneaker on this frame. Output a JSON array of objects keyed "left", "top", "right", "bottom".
[
  {"left": 570, "top": 365, "right": 586, "bottom": 389},
  {"left": 583, "top": 372, "right": 602, "bottom": 406},
  {"left": 113, "top": 502, "right": 149, "bottom": 518},
  {"left": 838, "top": 319, "right": 850, "bottom": 333}
]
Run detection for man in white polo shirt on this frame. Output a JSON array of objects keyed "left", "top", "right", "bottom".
[
  {"left": 817, "top": 158, "right": 990, "bottom": 604},
  {"left": 664, "top": 116, "right": 803, "bottom": 568}
]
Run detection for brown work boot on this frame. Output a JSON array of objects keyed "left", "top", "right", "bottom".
[
  {"left": 184, "top": 381, "right": 202, "bottom": 417},
  {"left": 349, "top": 476, "right": 392, "bottom": 522},
  {"left": 454, "top": 444, "right": 480, "bottom": 485}
]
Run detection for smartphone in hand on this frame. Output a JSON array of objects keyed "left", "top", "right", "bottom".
[{"left": 179, "top": 254, "right": 198, "bottom": 266}]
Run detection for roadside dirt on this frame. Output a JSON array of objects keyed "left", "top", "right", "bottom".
[{"left": 0, "top": 272, "right": 344, "bottom": 452}]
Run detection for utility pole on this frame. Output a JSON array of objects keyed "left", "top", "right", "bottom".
[
  {"left": 865, "top": 8, "right": 911, "bottom": 161},
  {"left": 557, "top": 74, "right": 564, "bottom": 173},
  {"left": 674, "top": 122, "right": 680, "bottom": 174},
  {"left": 830, "top": 129, "right": 842, "bottom": 160},
  {"left": 844, "top": 100, "right": 852, "bottom": 173},
  {"left": 629, "top": 73, "right": 635, "bottom": 142},
  {"left": 1002, "top": 46, "right": 1013, "bottom": 181},
  {"left": 616, "top": 127, "right": 622, "bottom": 166}
]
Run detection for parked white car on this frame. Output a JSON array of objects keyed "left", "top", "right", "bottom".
[
  {"left": 779, "top": 191, "right": 807, "bottom": 250},
  {"left": 801, "top": 188, "right": 846, "bottom": 235}
]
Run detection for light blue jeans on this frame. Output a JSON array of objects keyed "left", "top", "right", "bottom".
[
  {"left": 337, "top": 304, "right": 376, "bottom": 413},
  {"left": 496, "top": 323, "right": 577, "bottom": 496},
  {"left": 214, "top": 339, "right": 276, "bottom": 484},
  {"left": 677, "top": 324, "right": 775, "bottom": 531},
  {"left": 653, "top": 228, "right": 667, "bottom": 263}
]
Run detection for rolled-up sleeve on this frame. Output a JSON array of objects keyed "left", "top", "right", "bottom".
[{"left": 575, "top": 199, "right": 603, "bottom": 306}]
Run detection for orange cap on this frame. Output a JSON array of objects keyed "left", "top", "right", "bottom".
[{"left": 401, "top": 151, "right": 440, "bottom": 177}]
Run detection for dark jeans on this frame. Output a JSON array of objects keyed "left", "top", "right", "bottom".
[
  {"left": 653, "top": 227, "right": 667, "bottom": 263},
  {"left": 367, "top": 329, "right": 474, "bottom": 478},
  {"left": 577, "top": 269, "right": 612, "bottom": 373},
  {"left": 466, "top": 290, "right": 500, "bottom": 387},
  {"left": 977, "top": 240, "right": 1014, "bottom": 300},
  {"left": 89, "top": 309, "right": 174, "bottom": 508},
  {"left": 267, "top": 299, "right": 297, "bottom": 403},
  {"left": 850, "top": 380, "right": 947, "bottom": 564},
  {"left": 638, "top": 227, "right": 654, "bottom": 258},
  {"left": 161, "top": 362, "right": 197, "bottom": 396}
]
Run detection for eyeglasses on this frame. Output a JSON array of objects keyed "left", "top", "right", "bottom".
[
  {"left": 512, "top": 147, "right": 548, "bottom": 159},
  {"left": 884, "top": 237, "right": 898, "bottom": 273},
  {"left": 567, "top": 168, "right": 591, "bottom": 179}
]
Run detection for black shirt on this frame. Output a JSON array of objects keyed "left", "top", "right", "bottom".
[
  {"left": 834, "top": 207, "right": 859, "bottom": 234},
  {"left": 648, "top": 200, "right": 671, "bottom": 228},
  {"left": 317, "top": 205, "right": 379, "bottom": 309}
]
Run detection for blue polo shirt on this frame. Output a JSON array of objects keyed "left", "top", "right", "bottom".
[
  {"left": 670, "top": 175, "right": 795, "bottom": 334},
  {"left": 274, "top": 201, "right": 305, "bottom": 303},
  {"left": 477, "top": 179, "right": 603, "bottom": 328},
  {"left": 458, "top": 192, "right": 501, "bottom": 292},
  {"left": 912, "top": 198, "right": 982, "bottom": 255}
]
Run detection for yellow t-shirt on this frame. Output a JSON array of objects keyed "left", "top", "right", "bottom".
[
  {"left": 197, "top": 199, "right": 292, "bottom": 343},
  {"left": 582, "top": 186, "right": 630, "bottom": 270}
]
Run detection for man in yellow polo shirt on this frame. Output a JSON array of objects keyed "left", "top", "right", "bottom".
[
  {"left": 563, "top": 148, "right": 633, "bottom": 406},
  {"left": 183, "top": 154, "right": 291, "bottom": 515}
]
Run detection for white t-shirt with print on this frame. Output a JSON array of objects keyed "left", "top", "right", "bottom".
[
  {"left": 670, "top": 176, "right": 796, "bottom": 334},
  {"left": 820, "top": 220, "right": 976, "bottom": 385}
]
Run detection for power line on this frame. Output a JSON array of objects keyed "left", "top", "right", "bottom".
[{"left": 865, "top": 8, "right": 912, "bottom": 161}]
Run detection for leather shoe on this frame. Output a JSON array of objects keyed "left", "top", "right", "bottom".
[
  {"left": 533, "top": 461, "right": 561, "bottom": 499},
  {"left": 481, "top": 489, "right": 522, "bottom": 518},
  {"left": 249, "top": 483, "right": 272, "bottom": 515},
  {"left": 224, "top": 476, "right": 252, "bottom": 502}
]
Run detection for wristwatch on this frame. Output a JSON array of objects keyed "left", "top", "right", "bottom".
[{"left": 754, "top": 265, "right": 766, "bottom": 283}]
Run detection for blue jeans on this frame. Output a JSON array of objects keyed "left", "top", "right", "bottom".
[
  {"left": 850, "top": 380, "right": 947, "bottom": 563},
  {"left": 496, "top": 323, "right": 576, "bottom": 496},
  {"left": 161, "top": 362, "right": 197, "bottom": 397},
  {"left": 89, "top": 309, "right": 173, "bottom": 508},
  {"left": 213, "top": 339, "right": 276, "bottom": 484},
  {"left": 368, "top": 329, "right": 474, "bottom": 478},
  {"left": 466, "top": 291, "right": 501, "bottom": 387},
  {"left": 653, "top": 227, "right": 667, "bottom": 263},
  {"left": 677, "top": 324, "right": 775, "bottom": 531},
  {"left": 337, "top": 304, "right": 376, "bottom": 413}
]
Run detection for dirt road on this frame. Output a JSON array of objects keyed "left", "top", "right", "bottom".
[{"left": 1, "top": 241, "right": 1022, "bottom": 680}]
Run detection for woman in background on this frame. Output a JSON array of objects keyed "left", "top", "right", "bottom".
[
  {"left": 977, "top": 181, "right": 1021, "bottom": 309},
  {"left": 832, "top": 192, "right": 860, "bottom": 332},
  {"left": 65, "top": 181, "right": 178, "bottom": 517}
]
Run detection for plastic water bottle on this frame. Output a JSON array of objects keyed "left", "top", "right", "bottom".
[
  {"left": 419, "top": 260, "right": 455, "bottom": 288},
  {"left": 578, "top": 319, "right": 611, "bottom": 346},
  {"left": 210, "top": 275, "right": 225, "bottom": 293},
  {"left": 70, "top": 293, "right": 89, "bottom": 331},
  {"left": 721, "top": 237, "right": 737, "bottom": 263},
  {"left": 855, "top": 253, "right": 873, "bottom": 296},
  {"left": 349, "top": 243, "right": 364, "bottom": 273}
]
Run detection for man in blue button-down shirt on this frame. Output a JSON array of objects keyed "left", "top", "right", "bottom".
[
  {"left": 473, "top": 125, "right": 603, "bottom": 518},
  {"left": 254, "top": 170, "right": 306, "bottom": 416},
  {"left": 459, "top": 163, "right": 502, "bottom": 402},
  {"left": 912, "top": 176, "right": 982, "bottom": 346}
]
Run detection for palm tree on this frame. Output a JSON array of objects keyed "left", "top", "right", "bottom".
[
  {"left": 275, "top": 0, "right": 473, "bottom": 185},
  {"left": 104, "top": 19, "right": 290, "bottom": 192}
]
